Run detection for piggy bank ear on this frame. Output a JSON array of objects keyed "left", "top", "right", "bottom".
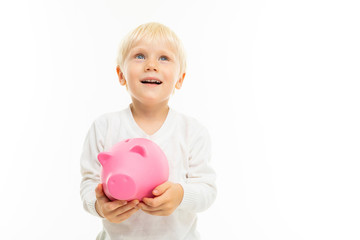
[
  {"left": 130, "top": 145, "right": 147, "bottom": 157},
  {"left": 97, "top": 152, "right": 112, "bottom": 166}
]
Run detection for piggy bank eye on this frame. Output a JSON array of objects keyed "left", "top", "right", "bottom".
[
  {"left": 125, "top": 139, "right": 131, "bottom": 143},
  {"left": 129, "top": 145, "right": 147, "bottom": 157}
]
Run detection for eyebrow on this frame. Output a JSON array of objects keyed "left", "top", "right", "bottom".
[
  {"left": 131, "top": 47, "right": 146, "bottom": 53},
  {"left": 130, "top": 47, "right": 175, "bottom": 58}
]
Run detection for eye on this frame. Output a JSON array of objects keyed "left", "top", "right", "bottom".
[
  {"left": 135, "top": 54, "right": 145, "bottom": 59},
  {"left": 159, "top": 55, "right": 169, "bottom": 61}
]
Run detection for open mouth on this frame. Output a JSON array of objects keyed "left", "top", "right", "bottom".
[{"left": 140, "top": 79, "right": 162, "bottom": 85}]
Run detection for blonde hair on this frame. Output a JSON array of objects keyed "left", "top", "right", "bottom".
[{"left": 116, "top": 22, "right": 187, "bottom": 76}]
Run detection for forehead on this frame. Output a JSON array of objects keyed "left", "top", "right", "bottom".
[{"left": 129, "top": 39, "right": 177, "bottom": 55}]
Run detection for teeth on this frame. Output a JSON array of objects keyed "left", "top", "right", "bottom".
[{"left": 141, "top": 79, "right": 162, "bottom": 84}]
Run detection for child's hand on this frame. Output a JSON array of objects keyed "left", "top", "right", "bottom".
[
  {"left": 138, "top": 181, "right": 184, "bottom": 216},
  {"left": 95, "top": 184, "right": 139, "bottom": 223}
]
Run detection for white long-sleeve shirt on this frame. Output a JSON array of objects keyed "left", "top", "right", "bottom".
[{"left": 80, "top": 105, "right": 217, "bottom": 240}]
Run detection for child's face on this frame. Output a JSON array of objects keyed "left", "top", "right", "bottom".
[{"left": 117, "top": 39, "right": 185, "bottom": 106}]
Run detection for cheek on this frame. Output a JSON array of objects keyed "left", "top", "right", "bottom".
[
  {"left": 125, "top": 63, "right": 142, "bottom": 77},
  {"left": 164, "top": 66, "right": 180, "bottom": 82}
]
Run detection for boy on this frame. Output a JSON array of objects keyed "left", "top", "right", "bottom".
[{"left": 80, "top": 22, "right": 217, "bottom": 240}]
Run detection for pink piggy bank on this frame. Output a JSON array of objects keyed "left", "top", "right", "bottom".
[{"left": 97, "top": 138, "right": 169, "bottom": 201}]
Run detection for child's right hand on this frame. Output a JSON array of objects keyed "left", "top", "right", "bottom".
[{"left": 95, "top": 183, "right": 140, "bottom": 223}]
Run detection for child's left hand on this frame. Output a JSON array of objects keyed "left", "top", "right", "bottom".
[{"left": 138, "top": 181, "right": 184, "bottom": 216}]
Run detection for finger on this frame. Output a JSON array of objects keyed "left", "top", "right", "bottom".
[
  {"left": 104, "top": 200, "right": 128, "bottom": 212},
  {"left": 112, "top": 200, "right": 139, "bottom": 216},
  {"left": 142, "top": 196, "right": 166, "bottom": 208},
  {"left": 115, "top": 207, "right": 140, "bottom": 221},
  {"left": 152, "top": 181, "right": 172, "bottom": 196},
  {"left": 138, "top": 201, "right": 165, "bottom": 212}
]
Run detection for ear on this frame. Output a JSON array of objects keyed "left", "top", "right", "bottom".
[
  {"left": 97, "top": 152, "right": 112, "bottom": 166},
  {"left": 175, "top": 72, "right": 186, "bottom": 90},
  {"left": 130, "top": 145, "right": 147, "bottom": 157},
  {"left": 116, "top": 65, "right": 127, "bottom": 87}
]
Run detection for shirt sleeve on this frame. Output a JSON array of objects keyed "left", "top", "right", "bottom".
[
  {"left": 79, "top": 119, "right": 105, "bottom": 218},
  {"left": 178, "top": 125, "right": 217, "bottom": 213}
]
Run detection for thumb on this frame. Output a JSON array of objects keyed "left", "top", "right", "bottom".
[
  {"left": 95, "top": 183, "right": 107, "bottom": 200},
  {"left": 153, "top": 181, "right": 171, "bottom": 196}
]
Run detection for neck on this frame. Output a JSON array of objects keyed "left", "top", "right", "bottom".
[{"left": 130, "top": 100, "right": 169, "bottom": 121}]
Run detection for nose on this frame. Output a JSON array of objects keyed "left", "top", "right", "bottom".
[
  {"left": 107, "top": 173, "right": 137, "bottom": 200},
  {"left": 145, "top": 58, "right": 158, "bottom": 72}
]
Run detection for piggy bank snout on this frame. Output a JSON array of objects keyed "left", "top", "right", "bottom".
[{"left": 107, "top": 174, "right": 137, "bottom": 201}]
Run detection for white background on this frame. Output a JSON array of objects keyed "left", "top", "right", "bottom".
[{"left": 0, "top": 0, "right": 359, "bottom": 239}]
